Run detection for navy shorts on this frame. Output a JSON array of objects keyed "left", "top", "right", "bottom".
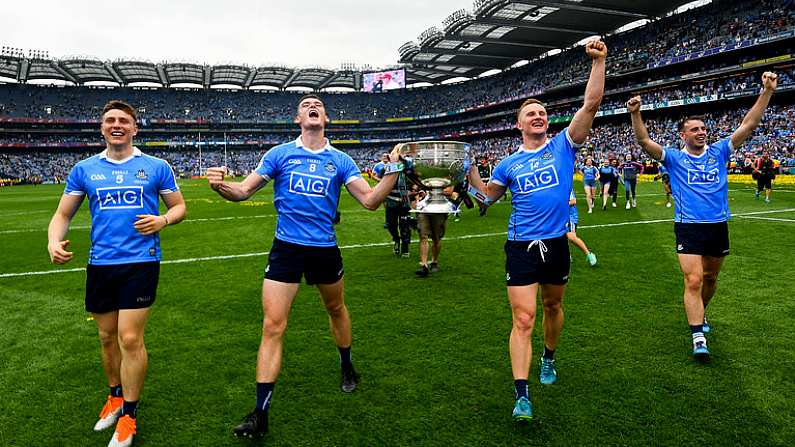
[
  {"left": 505, "top": 236, "right": 570, "bottom": 286},
  {"left": 264, "top": 238, "right": 344, "bottom": 285},
  {"left": 674, "top": 222, "right": 730, "bottom": 257},
  {"left": 584, "top": 179, "right": 596, "bottom": 188},
  {"left": 85, "top": 261, "right": 160, "bottom": 313}
]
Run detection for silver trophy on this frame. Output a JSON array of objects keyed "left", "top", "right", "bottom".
[{"left": 396, "top": 141, "right": 471, "bottom": 214}]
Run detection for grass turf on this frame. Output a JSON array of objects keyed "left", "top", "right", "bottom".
[{"left": 1, "top": 178, "right": 794, "bottom": 446}]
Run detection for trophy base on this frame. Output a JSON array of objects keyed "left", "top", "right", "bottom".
[{"left": 411, "top": 201, "right": 459, "bottom": 214}]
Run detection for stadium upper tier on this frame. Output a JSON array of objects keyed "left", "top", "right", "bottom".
[{"left": 0, "top": 0, "right": 791, "bottom": 105}]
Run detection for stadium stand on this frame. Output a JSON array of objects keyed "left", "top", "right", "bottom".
[{"left": 0, "top": 0, "right": 793, "bottom": 183}]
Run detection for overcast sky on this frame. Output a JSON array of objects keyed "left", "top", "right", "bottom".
[{"left": 1, "top": 0, "right": 471, "bottom": 69}]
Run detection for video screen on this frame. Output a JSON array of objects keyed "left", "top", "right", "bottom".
[{"left": 362, "top": 69, "right": 405, "bottom": 92}]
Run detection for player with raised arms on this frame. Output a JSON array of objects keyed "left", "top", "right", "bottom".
[
  {"left": 627, "top": 71, "right": 778, "bottom": 363},
  {"left": 467, "top": 38, "right": 607, "bottom": 422},
  {"left": 47, "top": 100, "right": 186, "bottom": 447},
  {"left": 206, "top": 94, "right": 402, "bottom": 438}
]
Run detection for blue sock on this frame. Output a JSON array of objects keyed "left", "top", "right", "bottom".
[
  {"left": 121, "top": 401, "right": 138, "bottom": 419},
  {"left": 110, "top": 385, "right": 123, "bottom": 398},
  {"left": 543, "top": 346, "right": 555, "bottom": 360},
  {"left": 690, "top": 324, "right": 703, "bottom": 334},
  {"left": 514, "top": 380, "right": 529, "bottom": 400},
  {"left": 338, "top": 346, "right": 353, "bottom": 369},
  {"left": 255, "top": 382, "right": 274, "bottom": 413}
]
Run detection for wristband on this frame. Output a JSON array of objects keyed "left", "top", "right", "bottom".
[
  {"left": 467, "top": 184, "right": 494, "bottom": 206},
  {"left": 383, "top": 162, "right": 404, "bottom": 175}
]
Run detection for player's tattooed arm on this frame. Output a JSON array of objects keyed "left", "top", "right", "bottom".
[
  {"left": 627, "top": 96, "right": 664, "bottom": 161},
  {"left": 466, "top": 164, "right": 505, "bottom": 207}
]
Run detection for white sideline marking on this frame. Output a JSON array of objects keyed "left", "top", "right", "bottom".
[
  {"left": 3, "top": 208, "right": 795, "bottom": 279},
  {"left": 735, "top": 216, "right": 795, "bottom": 223}
]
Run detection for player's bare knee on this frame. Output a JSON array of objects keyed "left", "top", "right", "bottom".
[
  {"left": 542, "top": 299, "right": 563, "bottom": 315},
  {"left": 262, "top": 316, "right": 288, "bottom": 339},
  {"left": 684, "top": 273, "right": 703, "bottom": 290},
  {"left": 324, "top": 300, "right": 347, "bottom": 318},
  {"left": 97, "top": 329, "right": 118, "bottom": 348},
  {"left": 513, "top": 311, "right": 535, "bottom": 334},
  {"left": 117, "top": 331, "right": 144, "bottom": 352}
]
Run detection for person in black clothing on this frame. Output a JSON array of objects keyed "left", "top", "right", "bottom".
[{"left": 753, "top": 151, "right": 777, "bottom": 203}]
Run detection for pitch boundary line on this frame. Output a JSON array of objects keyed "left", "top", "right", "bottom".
[{"left": 2, "top": 208, "right": 795, "bottom": 279}]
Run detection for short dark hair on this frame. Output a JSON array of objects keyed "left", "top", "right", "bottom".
[
  {"left": 297, "top": 94, "right": 323, "bottom": 110},
  {"left": 678, "top": 115, "right": 706, "bottom": 132},
  {"left": 102, "top": 100, "right": 137, "bottom": 122}
]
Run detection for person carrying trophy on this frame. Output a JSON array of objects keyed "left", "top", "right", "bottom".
[{"left": 467, "top": 38, "right": 607, "bottom": 422}]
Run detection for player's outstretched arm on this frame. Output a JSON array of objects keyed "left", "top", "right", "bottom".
[
  {"left": 47, "top": 193, "right": 84, "bottom": 264},
  {"left": 466, "top": 164, "right": 506, "bottom": 207},
  {"left": 627, "top": 96, "right": 664, "bottom": 160},
  {"left": 347, "top": 146, "right": 402, "bottom": 210},
  {"left": 568, "top": 39, "right": 607, "bottom": 145},
  {"left": 731, "top": 72, "right": 778, "bottom": 148},
  {"left": 134, "top": 191, "right": 187, "bottom": 235},
  {"left": 207, "top": 167, "right": 266, "bottom": 202}
]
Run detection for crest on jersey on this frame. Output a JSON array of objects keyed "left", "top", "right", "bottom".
[
  {"left": 324, "top": 162, "right": 336, "bottom": 173},
  {"left": 707, "top": 156, "right": 716, "bottom": 165},
  {"left": 542, "top": 150, "right": 553, "bottom": 160},
  {"left": 136, "top": 169, "right": 148, "bottom": 180}
]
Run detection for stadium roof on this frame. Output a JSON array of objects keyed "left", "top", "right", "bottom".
[
  {"left": 400, "top": 0, "right": 691, "bottom": 83},
  {"left": 0, "top": 0, "right": 692, "bottom": 89}
]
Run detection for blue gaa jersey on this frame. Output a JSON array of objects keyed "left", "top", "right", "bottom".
[
  {"left": 491, "top": 128, "right": 580, "bottom": 240},
  {"left": 255, "top": 137, "right": 361, "bottom": 247},
  {"left": 662, "top": 138, "right": 732, "bottom": 223},
  {"left": 568, "top": 189, "right": 579, "bottom": 225},
  {"left": 581, "top": 166, "right": 598, "bottom": 182},
  {"left": 64, "top": 147, "right": 179, "bottom": 265}
]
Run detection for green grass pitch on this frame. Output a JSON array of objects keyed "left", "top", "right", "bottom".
[{"left": 1, "top": 178, "right": 794, "bottom": 446}]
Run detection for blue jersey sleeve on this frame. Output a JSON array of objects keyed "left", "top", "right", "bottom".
[
  {"left": 255, "top": 148, "right": 280, "bottom": 180},
  {"left": 490, "top": 158, "right": 510, "bottom": 187},
  {"left": 64, "top": 164, "right": 86, "bottom": 195},
  {"left": 338, "top": 152, "right": 362, "bottom": 185},
  {"left": 715, "top": 138, "right": 732, "bottom": 163},
  {"left": 158, "top": 161, "right": 179, "bottom": 194}
]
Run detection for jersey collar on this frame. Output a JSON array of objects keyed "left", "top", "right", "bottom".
[
  {"left": 517, "top": 138, "right": 551, "bottom": 154},
  {"left": 295, "top": 136, "right": 331, "bottom": 154},
  {"left": 99, "top": 146, "right": 142, "bottom": 165}
]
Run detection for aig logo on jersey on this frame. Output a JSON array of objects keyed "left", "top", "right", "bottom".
[
  {"left": 515, "top": 165, "right": 559, "bottom": 194},
  {"left": 289, "top": 172, "right": 330, "bottom": 197},
  {"left": 97, "top": 186, "right": 144, "bottom": 210},
  {"left": 687, "top": 169, "right": 719, "bottom": 184}
]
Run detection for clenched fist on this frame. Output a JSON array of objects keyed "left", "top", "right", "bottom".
[
  {"left": 626, "top": 96, "right": 642, "bottom": 113},
  {"left": 585, "top": 38, "right": 607, "bottom": 60},
  {"left": 762, "top": 72, "right": 778, "bottom": 91},
  {"left": 206, "top": 166, "right": 227, "bottom": 190}
]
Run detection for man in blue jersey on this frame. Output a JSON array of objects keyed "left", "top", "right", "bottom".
[
  {"left": 47, "top": 100, "right": 186, "bottom": 447},
  {"left": 627, "top": 71, "right": 778, "bottom": 363},
  {"left": 619, "top": 154, "right": 644, "bottom": 209},
  {"left": 467, "top": 38, "right": 607, "bottom": 422},
  {"left": 205, "top": 94, "right": 402, "bottom": 438}
]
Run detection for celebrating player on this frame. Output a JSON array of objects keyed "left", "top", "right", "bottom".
[
  {"left": 619, "top": 153, "right": 644, "bottom": 209},
  {"left": 468, "top": 38, "right": 606, "bottom": 422},
  {"left": 47, "top": 100, "right": 186, "bottom": 447},
  {"left": 206, "top": 94, "right": 402, "bottom": 438},
  {"left": 627, "top": 71, "right": 778, "bottom": 362}
]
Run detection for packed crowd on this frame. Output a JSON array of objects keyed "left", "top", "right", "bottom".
[{"left": 0, "top": 0, "right": 790, "bottom": 122}]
